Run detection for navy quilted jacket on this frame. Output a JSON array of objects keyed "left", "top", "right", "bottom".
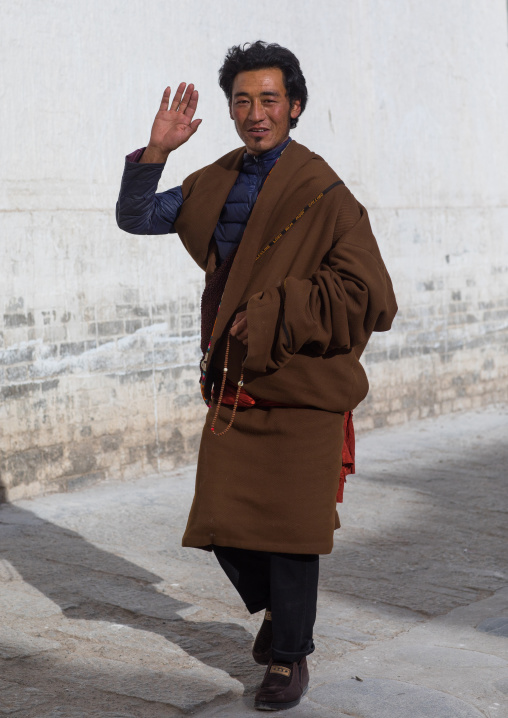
[{"left": 116, "top": 139, "right": 291, "bottom": 263}]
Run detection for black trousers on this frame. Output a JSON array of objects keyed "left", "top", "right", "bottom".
[{"left": 213, "top": 546, "right": 319, "bottom": 663}]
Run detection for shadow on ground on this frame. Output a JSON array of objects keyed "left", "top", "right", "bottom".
[
  {"left": 321, "top": 438, "right": 508, "bottom": 618},
  {"left": 1, "top": 417, "right": 507, "bottom": 714},
  {"left": 0, "top": 501, "right": 258, "bottom": 695}
]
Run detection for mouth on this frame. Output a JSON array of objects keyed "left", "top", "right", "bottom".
[{"left": 247, "top": 127, "right": 270, "bottom": 136}]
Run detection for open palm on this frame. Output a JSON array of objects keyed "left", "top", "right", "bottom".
[{"left": 143, "top": 83, "right": 201, "bottom": 161}]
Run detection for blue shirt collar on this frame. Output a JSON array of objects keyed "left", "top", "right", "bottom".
[{"left": 242, "top": 137, "right": 292, "bottom": 167}]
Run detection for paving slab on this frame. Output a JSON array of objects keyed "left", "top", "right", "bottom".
[
  {"left": 0, "top": 406, "right": 507, "bottom": 717},
  {"left": 0, "top": 679, "right": 50, "bottom": 716},
  {"left": 0, "top": 626, "right": 60, "bottom": 660},
  {"left": 311, "top": 678, "right": 486, "bottom": 718}
]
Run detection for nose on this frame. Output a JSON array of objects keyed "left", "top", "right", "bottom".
[{"left": 248, "top": 99, "right": 266, "bottom": 122}]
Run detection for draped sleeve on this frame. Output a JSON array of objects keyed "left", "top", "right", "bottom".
[{"left": 244, "top": 188, "right": 397, "bottom": 373}]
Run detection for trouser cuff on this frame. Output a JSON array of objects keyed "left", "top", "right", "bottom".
[{"left": 271, "top": 640, "right": 315, "bottom": 663}]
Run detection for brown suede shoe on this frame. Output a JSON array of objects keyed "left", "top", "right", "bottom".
[
  {"left": 254, "top": 656, "right": 309, "bottom": 711},
  {"left": 252, "top": 609, "right": 272, "bottom": 665}
]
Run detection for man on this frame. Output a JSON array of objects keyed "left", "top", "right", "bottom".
[{"left": 117, "top": 41, "right": 397, "bottom": 711}]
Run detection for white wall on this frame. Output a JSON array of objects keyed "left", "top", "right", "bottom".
[{"left": 1, "top": 0, "right": 507, "bottom": 498}]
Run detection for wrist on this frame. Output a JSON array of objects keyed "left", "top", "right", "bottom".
[{"left": 139, "top": 145, "right": 171, "bottom": 164}]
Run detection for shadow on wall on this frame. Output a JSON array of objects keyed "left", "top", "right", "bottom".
[{"left": 0, "top": 502, "right": 260, "bottom": 702}]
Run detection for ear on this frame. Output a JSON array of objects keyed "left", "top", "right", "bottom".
[
  {"left": 229, "top": 102, "right": 234, "bottom": 120},
  {"left": 290, "top": 99, "right": 302, "bottom": 120}
]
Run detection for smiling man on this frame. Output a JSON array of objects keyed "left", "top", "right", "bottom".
[
  {"left": 229, "top": 67, "right": 300, "bottom": 153},
  {"left": 116, "top": 41, "right": 397, "bottom": 711}
]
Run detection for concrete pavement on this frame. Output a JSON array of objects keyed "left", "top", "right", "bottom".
[{"left": 0, "top": 407, "right": 507, "bottom": 717}]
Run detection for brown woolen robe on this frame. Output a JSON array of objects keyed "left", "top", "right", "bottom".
[{"left": 175, "top": 140, "right": 397, "bottom": 555}]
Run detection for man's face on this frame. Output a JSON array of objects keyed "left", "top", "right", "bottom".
[{"left": 229, "top": 67, "right": 301, "bottom": 156}]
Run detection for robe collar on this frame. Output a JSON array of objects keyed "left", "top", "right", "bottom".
[{"left": 207, "top": 141, "right": 335, "bottom": 358}]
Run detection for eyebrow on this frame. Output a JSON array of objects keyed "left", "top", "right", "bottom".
[{"left": 233, "top": 90, "right": 281, "bottom": 98}]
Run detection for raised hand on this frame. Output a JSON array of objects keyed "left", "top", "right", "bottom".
[{"left": 140, "top": 83, "right": 202, "bottom": 164}]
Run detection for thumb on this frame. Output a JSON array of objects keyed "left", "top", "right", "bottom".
[{"left": 190, "top": 118, "right": 202, "bottom": 133}]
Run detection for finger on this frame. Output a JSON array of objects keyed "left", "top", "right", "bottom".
[
  {"left": 232, "top": 327, "right": 248, "bottom": 341},
  {"left": 159, "top": 86, "right": 171, "bottom": 112},
  {"left": 231, "top": 312, "right": 245, "bottom": 329},
  {"left": 178, "top": 83, "right": 195, "bottom": 113},
  {"left": 236, "top": 325, "right": 248, "bottom": 341},
  {"left": 183, "top": 89, "right": 199, "bottom": 118},
  {"left": 170, "top": 82, "right": 187, "bottom": 111},
  {"left": 231, "top": 316, "right": 248, "bottom": 338},
  {"left": 189, "top": 118, "right": 202, "bottom": 133}
]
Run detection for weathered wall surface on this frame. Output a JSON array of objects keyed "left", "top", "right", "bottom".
[{"left": 1, "top": 1, "right": 507, "bottom": 500}]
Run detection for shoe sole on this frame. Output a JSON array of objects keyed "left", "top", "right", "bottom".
[{"left": 254, "top": 684, "right": 308, "bottom": 711}]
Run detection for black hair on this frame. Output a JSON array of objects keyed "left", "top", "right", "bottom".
[{"left": 218, "top": 41, "right": 308, "bottom": 129}]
